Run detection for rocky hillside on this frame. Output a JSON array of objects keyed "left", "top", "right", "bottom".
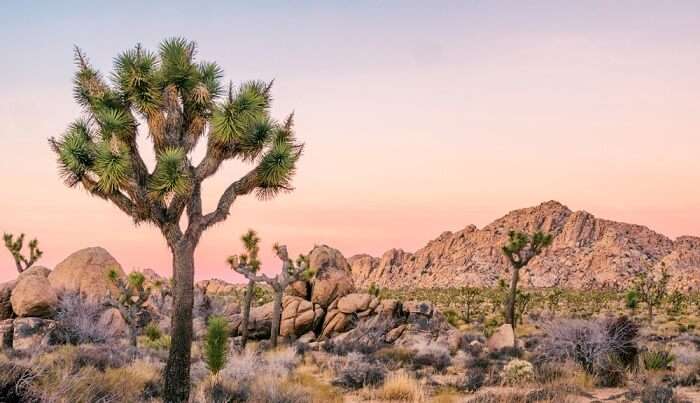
[{"left": 349, "top": 201, "right": 700, "bottom": 290}]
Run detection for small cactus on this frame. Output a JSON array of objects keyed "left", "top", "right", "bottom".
[{"left": 3, "top": 232, "right": 43, "bottom": 273}]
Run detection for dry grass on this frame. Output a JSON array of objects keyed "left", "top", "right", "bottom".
[
  {"left": 289, "top": 364, "right": 344, "bottom": 403},
  {"left": 373, "top": 371, "right": 426, "bottom": 402}
]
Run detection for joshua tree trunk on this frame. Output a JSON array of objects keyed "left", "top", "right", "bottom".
[
  {"left": 648, "top": 304, "right": 653, "bottom": 324},
  {"left": 505, "top": 267, "right": 519, "bottom": 327},
  {"left": 241, "top": 280, "right": 255, "bottom": 348},
  {"left": 164, "top": 243, "right": 195, "bottom": 402},
  {"left": 270, "top": 286, "right": 283, "bottom": 348}
]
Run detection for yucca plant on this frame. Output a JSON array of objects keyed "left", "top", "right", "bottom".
[
  {"left": 229, "top": 235, "right": 310, "bottom": 347},
  {"left": 49, "top": 38, "right": 303, "bottom": 402},
  {"left": 3, "top": 233, "right": 43, "bottom": 273},
  {"left": 204, "top": 316, "right": 229, "bottom": 375},
  {"left": 642, "top": 349, "right": 674, "bottom": 371},
  {"left": 501, "top": 230, "right": 552, "bottom": 328}
]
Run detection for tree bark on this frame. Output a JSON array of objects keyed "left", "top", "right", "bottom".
[
  {"left": 505, "top": 267, "right": 520, "bottom": 328},
  {"left": 270, "top": 288, "right": 283, "bottom": 348},
  {"left": 241, "top": 279, "right": 254, "bottom": 348},
  {"left": 648, "top": 304, "right": 653, "bottom": 324},
  {"left": 163, "top": 243, "right": 195, "bottom": 403}
]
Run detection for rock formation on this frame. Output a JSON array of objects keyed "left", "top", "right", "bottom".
[{"left": 349, "top": 201, "right": 700, "bottom": 290}]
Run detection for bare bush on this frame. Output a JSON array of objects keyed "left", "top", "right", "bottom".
[
  {"left": 54, "top": 292, "right": 110, "bottom": 344},
  {"left": 538, "top": 316, "right": 638, "bottom": 386},
  {"left": 331, "top": 352, "right": 386, "bottom": 389},
  {"left": 412, "top": 341, "right": 452, "bottom": 372}
]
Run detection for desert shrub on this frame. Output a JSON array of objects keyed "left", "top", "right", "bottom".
[
  {"left": 250, "top": 378, "right": 312, "bottom": 403},
  {"left": 204, "top": 316, "right": 229, "bottom": 374},
  {"left": 54, "top": 292, "right": 109, "bottom": 344},
  {"left": 332, "top": 354, "right": 386, "bottom": 389},
  {"left": 460, "top": 369, "right": 486, "bottom": 392},
  {"left": 501, "top": 358, "right": 534, "bottom": 385},
  {"left": 289, "top": 365, "right": 344, "bottom": 403},
  {"left": 375, "top": 346, "right": 415, "bottom": 367},
  {"left": 639, "top": 384, "right": 676, "bottom": 403},
  {"left": 642, "top": 349, "right": 675, "bottom": 371},
  {"left": 36, "top": 344, "right": 131, "bottom": 374},
  {"left": 443, "top": 309, "right": 461, "bottom": 327},
  {"left": 144, "top": 322, "right": 162, "bottom": 342},
  {"left": 539, "top": 316, "right": 638, "bottom": 386},
  {"left": 141, "top": 334, "right": 171, "bottom": 350},
  {"left": 194, "top": 374, "right": 251, "bottom": 403},
  {"left": 374, "top": 371, "right": 425, "bottom": 402},
  {"left": 412, "top": 342, "right": 452, "bottom": 372},
  {"left": 0, "top": 357, "right": 36, "bottom": 402}
]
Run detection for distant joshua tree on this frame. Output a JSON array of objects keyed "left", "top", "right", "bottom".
[
  {"left": 3, "top": 233, "right": 43, "bottom": 273},
  {"left": 228, "top": 229, "right": 262, "bottom": 348},
  {"left": 229, "top": 237, "right": 310, "bottom": 348},
  {"left": 48, "top": 38, "right": 302, "bottom": 401},
  {"left": 633, "top": 263, "right": 671, "bottom": 323},
  {"left": 106, "top": 270, "right": 151, "bottom": 348},
  {"left": 457, "top": 286, "right": 483, "bottom": 323},
  {"left": 501, "top": 230, "right": 552, "bottom": 328}
]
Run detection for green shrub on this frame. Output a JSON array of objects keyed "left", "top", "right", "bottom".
[
  {"left": 443, "top": 309, "right": 461, "bottom": 327},
  {"left": 144, "top": 322, "right": 162, "bottom": 342},
  {"left": 625, "top": 290, "right": 639, "bottom": 309},
  {"left": 642, "top": 350, "right": 674, "bottom": 371},
  {"left": 204, "top": 316, "right": 229, "bottom": 374}
]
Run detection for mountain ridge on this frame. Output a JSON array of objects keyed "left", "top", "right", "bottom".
[{"left": 348, "top": 200, "right": 700, "bottom": 290}]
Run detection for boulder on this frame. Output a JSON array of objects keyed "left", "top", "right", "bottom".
[
  {"left": 321, "top": 309, "right": 353, "bottom": 338},
  {"left": 0, "top": 281, "right": 16, "bottom": 320},
  {"left": 10, "top": 275, "right": 58, "bottom": 317},
  {"left": 337, "top": 293, "right": 373, "bottom": 314},
  {"left": 280, "top": 296, "right": 323, "bottom": 338},
  {"left": 13, "top": 317, "right": 57, "bottom": 350},
  {"left": 309, "top": 246, "right": 355, "bottom": 308},
  {"left": 285, "top": 280, "right": 311, "bottom": 299},
  {"left": 0, "top": 319, "right": 13, "bottom": 349},
  {"left": 231, "top": 302, "right": 274, "bottom": 339},
  {"left": 197, "top": 279, "right": 238, "bottom": 295},
  {"left": 49, "top": 247, "right": 126, "bottom": 303},
  {"left": 403, "top": 301, "right": 434, "bottom": 317},
  {"left": 378, "top": 299, "right": 401, "bottom": 315},
  {"left": 18, "top": 265, "right": 51, "bottom": 279},
  {"left": 97, "top": 308, "right": 128, "bottom": 338},
  {"left": 487, "top": 324, "right": 515, "bottom": 351},
  {"left": 384, "top": 324, "right": 407, "bottom": 343}
]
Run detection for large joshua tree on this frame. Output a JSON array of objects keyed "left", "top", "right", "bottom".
[
  {"left": 48, "top": 38, "right": 302, "bottom": 401},
  {"left": 501, "top": 230, "right": 552, "bottom": 328}
]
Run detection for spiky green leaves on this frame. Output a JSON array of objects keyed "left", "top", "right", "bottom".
[
  {"left": 256, "top": 141, "right": 301, "bottom": 199},
  {"left": 113, "top": 45, "right": 160, "bottom": 115},
  {"left": 241, "top": 229, "right": 261, "bottom": 272},
  {"left": 54, "top": 120, "right": 96, "bottom": 185},
  {"left": 502, "top": 230, "right": 552, "bottom": 268},
  {"left": 3, "top": 233, "right": 42, "bottom": 273},
  {"left": 148, "top": 147, "right": 191, "bottom": 200},
  {"left": 159, "top": 37, "right": 198, "bottom": 92},
  {"left": 211, "top": 80, "right": 272, "bottom": 145},
  {"left": 94, "top": 142, "right": 132, "bottom": 193},
  {"left": 94, "top": 107, "right": 135, "bottom": 141}
]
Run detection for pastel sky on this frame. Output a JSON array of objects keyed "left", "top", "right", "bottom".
[{"left": 1, "top": 1, "right": 699, "bottom": 283}]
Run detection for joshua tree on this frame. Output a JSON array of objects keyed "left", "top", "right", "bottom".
[
  {"left": 229, "top": 240, "right": 309, "bottom": 347},
  {"left": 457, "top": 286, "right": 483, "bottom": 323},
  {"left": 3, "top": 233, "right": 43, "bottom": 273},
  {"left": 502, "top": 230, "right": 552, "bottom": 328},
  {"left": 633, "top": 264, "right": 671, "bottom": 323},
  {"left": 105, "top": 270, "right": 151, "bottom": 348},
  {"left": 48, "top": 38, "right": 302, "bottom": 401},
  {"left": 229, "top": 229, "right": 261, "bottom": 348},
  {"left": 514, "top": 290, "right": 532, "bottom": 325}
]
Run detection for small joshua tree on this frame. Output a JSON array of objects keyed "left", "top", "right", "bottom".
[
  {"left": 106, "top": 270, "right": 151, "bottom": 348},
  {"left": 502, "top": 230, "right": 552, "bottom": 328},
  {"left": 229, "top": 238, "right": 310, "bottom": 347},
  {"left": 204, "top": 316, "right": 229, "bottom": 374},
  {"left": 546, "top": 288, "right": 563, "bottom": 315},
  {"left": 3, "top": 233, "right": 43, "bottom": 273},
  {"left": 228, "top": 229, "right": 261, "bottom": 348},
  {"left": 633, "top": 264, "right": 671, "bottom": 323},
  {"left": 457, "top": 286, "right": 483, "bottom": 323}
]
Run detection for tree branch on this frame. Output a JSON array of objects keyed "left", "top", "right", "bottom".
[{"left": 200, "top": 167, "right": 259, "bottom": 229}]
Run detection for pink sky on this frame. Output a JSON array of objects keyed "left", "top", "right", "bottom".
[{"left": 1, "top": 2, "right": 699, "bottom": 283}]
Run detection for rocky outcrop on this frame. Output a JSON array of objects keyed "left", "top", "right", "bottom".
[
  {"left": 10, "top": 274, "right": 57, "bottom": 317},
  {"left": 349, "top": 201, "right": 700, "bottom": 290},
  {"left": 0, "top": 281, "right": 15, "bottom": 320},
  {"left": 310, "top": 245, "right": 355, "bottom": 308},
  {"left": 48, "top": 247, "right": 126, "bottom": 302},
  {"left": 280, "top": 296, "right": 324, "bottom": 337}
]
